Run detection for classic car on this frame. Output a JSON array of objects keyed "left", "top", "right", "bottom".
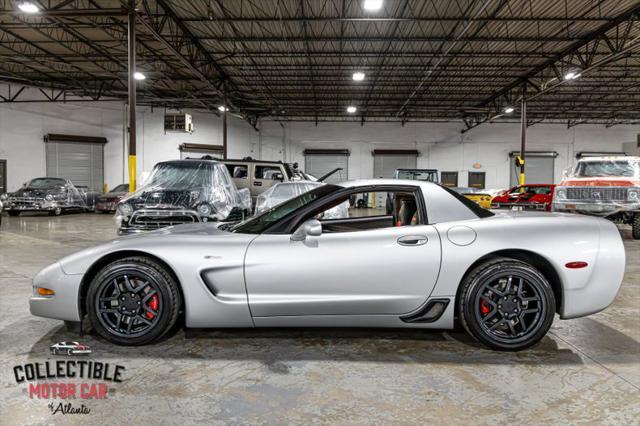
[
  {"left": 451, "top": 187, "right": 493, "bottom": 209},
  {"left": 30, "top": 179, "right": 624, "bottom": 351},
  {"left": 552, "top": 156, "right": 639, "bottom": 239},
  {"left": 116, "top": 159, "right": 251, "bottom": 234},
  {"left": 1, "top": 177, "right": 93, "bottom": 216},
  {"left": 50, "top": 341, "right": 91, "bottom": 356},
  {"left": 492, "top": 184, "right": 555, "bottom": 211},
  {"left": 96, "top": 184, "right": 130, "bottom": 213}
]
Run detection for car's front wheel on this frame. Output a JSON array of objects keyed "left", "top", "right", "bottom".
[
  {"left": 458, "top": 258, "right": 555, "bottom": 351},
  {"left": 86, "top": 257, "right": 182, "bottom": 345},
  {"left": 632, "top": 213, "right": 640, "bottom": 240}
]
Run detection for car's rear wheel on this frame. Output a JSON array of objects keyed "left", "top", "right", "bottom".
[
  {"left": 86, "top": 257, "right": 182, "bottom": 345},
  {"left": 458, "top": 258, "right": 555, "bottom": 351}
]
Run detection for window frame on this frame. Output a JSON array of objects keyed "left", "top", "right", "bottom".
[{"left": 265, "top": 184, "right": 428, "bottom": 235}]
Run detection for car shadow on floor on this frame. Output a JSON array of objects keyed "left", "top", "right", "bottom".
[{"left": 25, "top": 319, "right": 638, "bottom": 367}]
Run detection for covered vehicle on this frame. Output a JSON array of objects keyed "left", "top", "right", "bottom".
[
  {"left": 492, "top": 184, "right": 555, "bottom": 211},
  {"left": 96, "top": 184, "right": 130, "bottom": 213},
  {"left": 31, "top": 179, "right": 624, "bottom": 351},
  {"left": 255, "top": 181, "right": 348, "bottom": 219},
  {"left": 552, "top": 156, "right": 640, "bottom": 239},
  {"left": 116, "top": 159, "right": 251, "bottom": 234},
  {"left": 451, "top": 187, "right": 493, "bottom": 209},
  {"left": 1, "top": 177, "right": 92, "bottom": 216}
]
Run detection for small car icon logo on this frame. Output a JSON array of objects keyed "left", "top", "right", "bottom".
[{"left": 50, "top": 341, "right": 92, "bottom": 356}]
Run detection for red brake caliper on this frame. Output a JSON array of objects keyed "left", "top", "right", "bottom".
[
  {"left": 145, "top": 294, "right": 159, "bottom": 319},
  {"left": 480, "top": 299, "right": 491, "bottom": 315}
]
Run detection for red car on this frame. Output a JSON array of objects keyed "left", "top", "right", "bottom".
[
  {"left": 491, "top": 184, "right": 555, "bottom": 211},
  {"left": 95, "top": 184, "right": 130, "bottom": 213}
]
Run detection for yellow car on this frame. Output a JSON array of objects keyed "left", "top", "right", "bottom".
[{"left": 451, "top": 187, "right": 493, "bottom": 209}]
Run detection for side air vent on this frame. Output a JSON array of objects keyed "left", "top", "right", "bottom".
[{"left": 400, "top": 299, "right": 450, "bottom": 323}]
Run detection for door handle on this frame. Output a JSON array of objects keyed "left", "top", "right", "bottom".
[
  {"left": 253, "top": 181, "right": 262, "bottom": 186},
  {"left": 397, "top": 235, "right": 428, "bottom": 246}
]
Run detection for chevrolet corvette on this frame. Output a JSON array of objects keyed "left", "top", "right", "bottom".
[{"left": 30, "top": 180, "right": 625, "bottom": 351}]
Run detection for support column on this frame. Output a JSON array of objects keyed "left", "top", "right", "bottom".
[
  {"left": 519, "top": 96, "right": 527, "bottom": 187},
  {"left": 127, "top": 0, "right": 137, "bottom": 192},
  {"left": 223, "top": 86, "right": 228, "bottom": 159}
]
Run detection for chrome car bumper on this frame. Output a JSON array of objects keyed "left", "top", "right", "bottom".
[
  {"left": 492, "top": 202, "right": 547, "bottom": 210},
  {"left": 552, "top": 200, "right": 638, "bottom": 215},
  {"left": 29, "top": 262, "right": 83, "bottom": 322}
]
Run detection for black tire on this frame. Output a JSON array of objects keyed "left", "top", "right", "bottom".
[
  {"left": 66, "top": 349, "right": 73, "bottom": 356},
  {"left": 458, "top": 257, "right": 555, "bottom": 351},
  {"left": 8, "top": 211, "right": 20, "bottom": 217},
  {"left": 49, "top": 207, "right": 62, "bottom": 216},
  {"left": 86, "top": 257, "right": 182, "bottom": 345},
  {"left": 633, "top": 213, "right": 640, "bottom": 240}
]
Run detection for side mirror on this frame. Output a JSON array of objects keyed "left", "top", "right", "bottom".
[
  {"left": 272, "top": 172, "right": 284, "bottom": 182},
  {"left": 291, "top": 219, "right": 322, "bottom": 241}
]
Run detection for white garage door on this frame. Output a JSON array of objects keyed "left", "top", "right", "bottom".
[
  {"left": 179, "top": 143, "right": 224, "bottom": 160},
  {"left": 45, "top": 136, "right": 105, "bottom": 192},
  {"left": 509, "top": 153, "right": 557, "bottom": 186},
  {"left": 304, "top": 150, "right": 349, "bottom": 183}
]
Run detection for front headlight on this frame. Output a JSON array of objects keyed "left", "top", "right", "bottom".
[
  {"left": 45, "top": 194, "right": 54, "bottom": 201},
  {"left": 117, "top": 203, "right": 133, "bottom": 216},
  {"left": 0, "top": 193, "right": 7, "bottom": 201},
  {"left": 555, "top": 188, "right": 567, "bottom": 200},
  {"left": 628, "top": 189, "right": 639, "bottom": 201},
  {"left": 197, "top": 203, "right": 212, "bottom": 216}
]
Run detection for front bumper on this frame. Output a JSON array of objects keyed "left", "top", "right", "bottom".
[
  {"left": 492, "top": 202, "right": 547, "bottom": 210},
  {"left": 29, "top": 262, "right": 83, "bottom": 321},
  {"left": 552, "top": 200, "right": 639, "bottom": 216},
  {"left": 95, "top": 201, "right": 117, "bottom": 212}
]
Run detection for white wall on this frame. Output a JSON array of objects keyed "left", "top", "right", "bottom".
[
  {"left": 1, "top": 90, "right": 638, "bottom": 193},
  {"left": 0, "top": 89, "right": 259, "bottom": 192},
  {"left": 263, "top": 120, "right": 639, "bottom": 189}
]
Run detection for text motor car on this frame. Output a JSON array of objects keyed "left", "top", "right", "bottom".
[
  {"left": 116, "top": 159, "right": 252, "bottom": 234},
  {"left": 1, "top": 177, "right": 94, "bottom": 216},
  {"left": 492, "top": 184, "right": 555, "bottom": 211},
  {"left": 30, "top": 180, "right": 624, "bottom": 351},
  {"left": 552, "top": 156, "right": 640, "bottom": 239},
  {"left": 96, "top": 184, "right": 130, "bottom": 213}
]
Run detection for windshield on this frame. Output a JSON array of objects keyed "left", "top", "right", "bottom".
[
  {"left": 574, "top": 160, "right": 639, "bottom": 178},
  {"left": 110, "top": 184, "right": 130, "bottom": 193},
  {"left": 395, "top": 170, "right": 438, "bottom": 182},
  {"left": 509, "top": 186, "right": 551, "bottom": 195},
  {"left": 233, "top": 184, "right": 341, "bottom": 233},
  {"left": 27, "top": 178, "right": 66, "bottom": 189},
  {"left": 147, "top": 162, "right": 214, "bottom": 189}
]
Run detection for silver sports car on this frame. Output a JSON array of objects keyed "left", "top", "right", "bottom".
[{"left": 30, "top": 180, "right": 625, "bottom": 351}]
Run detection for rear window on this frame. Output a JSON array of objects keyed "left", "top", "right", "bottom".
[{"left": 440, "top": 185, "right": 494, "bottom": 218}]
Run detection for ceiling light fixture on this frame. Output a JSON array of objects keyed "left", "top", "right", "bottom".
[
  {"left": 133, "top": 72, "right": 146, "bottom": 80},
  {"left": 17, "top": 1, "right": 39, "bottom": 13},
  {"left": 503, "top": 106, "right": 515, "bottom": 114},
  {"left": 218, "top": 105, "right": 229, "bottom": 112},
  {"left": 564, "top": 71, "right": 582, "bottom": 80},
  {"left": 347, "top": 106, "right": 357, "bottom": 114},
  {"left": 352, "top": 72, "right": 365, "bottom": 81},
  {"left": 363, "top": 0, "right": 383, "bottom": 11}
]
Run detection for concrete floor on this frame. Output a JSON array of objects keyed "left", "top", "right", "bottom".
[{"left": 0, "top": 212, "right": 638, "bottom": 425}]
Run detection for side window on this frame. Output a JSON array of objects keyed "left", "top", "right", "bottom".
[
  {"left": 226, "top": 164, "right": 248, "bottom": 179},
  {"left": 315, "top": 190, "right": 423, "bottom": 233},
  {"left": 255, "top": 165, "right": 283, "bottom": 180}
]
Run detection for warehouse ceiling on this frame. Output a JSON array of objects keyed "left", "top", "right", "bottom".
[{"left": 0, "top": 0, "right": 639, "bottom": 129}]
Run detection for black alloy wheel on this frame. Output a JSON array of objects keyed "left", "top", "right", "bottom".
[
  {"left": 459, "top": 258, "right": 555, "bottom": 351},
  {"left": 86, "top": 257, "right": 181, "bottom": 345}
]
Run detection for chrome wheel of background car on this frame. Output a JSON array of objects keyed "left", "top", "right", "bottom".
[
  {"left": 474, "top": 274, "right": 544, "bottom": 342},
  {"left": 459, "top": 258, "right": 555, "bottom": 351},
  {"left": 95, "top": 271, "right": 162, "bottom": 338}
]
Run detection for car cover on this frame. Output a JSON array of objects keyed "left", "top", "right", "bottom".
[
  {"left": 255, "top": 181, "right": 349, "bottom": 219},
  {"left": 117, "top": 160, "right": 250, "bottom": 221}
]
